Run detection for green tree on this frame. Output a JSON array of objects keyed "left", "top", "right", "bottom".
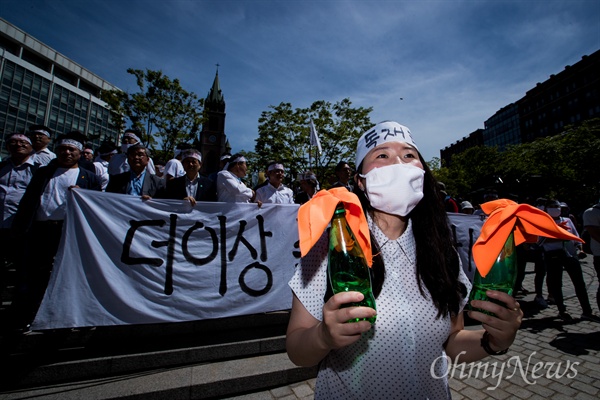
[
  {"left": 100, "top": 69, "right": 205, "bottom": 156},
  {"left": 501, "top": 118, "right": 600, "bottom": 210},
  {"left": 433, "top": 118, "right": 600, "bottom": 211},
  {"left": 431, "top": 146, "right": 502, "bottom": 200},
  {"left": 255, "top": 98, "right": 372, "bottom": 186}
]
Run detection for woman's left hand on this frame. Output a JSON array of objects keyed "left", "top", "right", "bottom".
[{"left": 468, "top": 290, "right": 523, "bottom": 352}]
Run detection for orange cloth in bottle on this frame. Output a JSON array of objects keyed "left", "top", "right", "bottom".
[
  {"left": 473, "top": 199, "right": 583, "bottom": 277},
  {"left": 297, "top": 187, "right": 372, "bottom": 267}
]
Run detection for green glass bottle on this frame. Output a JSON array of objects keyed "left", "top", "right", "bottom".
[
  {"left": 328, "top": 203, "right": 376, "bottom": 323},
  {"left": 469, "top": 232, "right": 517, "bottom": 315}
]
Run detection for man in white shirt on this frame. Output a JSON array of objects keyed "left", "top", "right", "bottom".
[
  {"left": 216, "top": 153, "right": 258, "bottom": 204},
  {"left": 0, "top": 133, "right": 39, "bottom": 275},
  {"left": 255, "top": 162, "right": 294, "bottom": 204},
  {"left": 28, "top": 124, "right": 56, "bottom": 166},
  {"left": 11, "top": 131, "right": 101, "bottom": 330},
  {"left": 541, "top": 199, "right": 600, "bottom": 322}
]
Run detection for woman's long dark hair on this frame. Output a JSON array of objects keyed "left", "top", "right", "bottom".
[{"left": 354, "top": 154, "right": 468, "bottom": 318}]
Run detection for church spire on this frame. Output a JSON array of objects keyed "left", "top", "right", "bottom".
[{"left": 207, "top": 65, "right": 224, "bottom": 105}]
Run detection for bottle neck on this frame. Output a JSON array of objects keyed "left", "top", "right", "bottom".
[{"left": 333, "top": 203, "right": 346, "bottom": 218}]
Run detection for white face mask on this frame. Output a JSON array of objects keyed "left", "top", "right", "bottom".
[
  {"left": 121, "top": 142, "right": 136, "bottom": 153},
  {"left": 359, "top": 163, "right": 425, "bottom": 217},
  {"left": 546, "top": 207, "right": 561, "bottom": 218}
]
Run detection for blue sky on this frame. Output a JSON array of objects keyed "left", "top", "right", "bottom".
[{"left": 2, "top": 0, "right": 599, "bottom": 162}]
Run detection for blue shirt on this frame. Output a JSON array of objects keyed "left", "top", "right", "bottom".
[
  {"left": 127, "top": 170, "right": 146, "bottom": 196},
  {"left": 0, "top": 157, "right": 38, "bottom": 228}
]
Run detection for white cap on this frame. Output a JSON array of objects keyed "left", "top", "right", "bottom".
[{"left": 355, "top": 121, "right": 418, "bottom": 168}]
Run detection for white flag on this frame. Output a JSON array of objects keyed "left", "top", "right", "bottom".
[{"left": 310, "top": 119, "right": 322, "bottom": 154}]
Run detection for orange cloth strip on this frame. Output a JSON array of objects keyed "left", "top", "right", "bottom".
[
  {"left": 297, "top": 187, "right": 372, "bottom": 267},
  {"left": 473, "top": 199, "right": 583, "bottom": 277}
]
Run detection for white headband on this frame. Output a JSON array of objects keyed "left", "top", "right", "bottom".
[
  {"left": 355, "top": 121, "right": 418, "bottom": 168},
  {"left": 230, "top": 156, "right": 246, "bottom": 164},
  {"left": 31, "top": 129, "right": 51, "bottom": 137},
  {"left": 100, "top": 149, "right": 118, "bottom": 156},
  {"left": 267, "top": 163, "right": 284, "bottom": 172},
  {"left": 182, "top": 151, "right": 202, "bottom": 162},
  {"left": 220, "top": 154, "right": 232, "bottom": 161},
  {"left": 123, "top": 132, "right": 141, "bottom": 143},
  {"left": 224, "top": 156, "right": 246, "bottom": 171},
  {"left": 57, "top": 139, "right": 83, "bottom": 151},
  {"left": 9, "top": 134, "right": 32, "bottom": 145},
  {"left": 298, "top": 172, "right": 317, "bottom": 181}
]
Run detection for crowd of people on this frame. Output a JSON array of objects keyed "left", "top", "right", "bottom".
[{"left": 0, "top": 125, "right": 347, "bottom": 331}]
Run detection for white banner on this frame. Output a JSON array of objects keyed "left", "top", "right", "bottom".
[
  {"left": 447, "top": 213, "right": 485, "bottom": 283},
  {"left": 32, "top": 190, "right": 301, "bottom": 330},
  {"left": 31, "top": 190, "right": 486, "bottom": 330}
]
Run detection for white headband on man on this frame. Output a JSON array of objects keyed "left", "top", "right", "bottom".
[
  {"left": 298, "top": 172, "right": 317, "bottom": 181},
  {"left": 230, "top": 156, "right": 246, "bottom": 164},
  {"left": 182, "top": 150, "right": 202, "bottom": 162},
  {"left": 57, "top": 139, "right": 83, "bottom": 151},
  {"left": 267, "top": 163, "right": 284, "bottom": 172},
  {"left": 224, "top": 156, "right": 246, "bottom": 171},
  {"left": 9, "top": 134, "right": 32, "bottom": 145},
  {"left": 355, "top": 121, "right": 418, "bottom": 168},
  {"left": 123, "top": 132, "right": 141, "bottom": 143}
]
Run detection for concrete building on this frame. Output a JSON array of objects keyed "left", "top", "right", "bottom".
[
  {"left": 441, "top": 49, "right": 600, "bottom": 165},
  {"left": 439, "top": 129, "right": 484, "bottom": 167},
  {"left": 0, "top": 18, "right": 120, "bottom": 159}
]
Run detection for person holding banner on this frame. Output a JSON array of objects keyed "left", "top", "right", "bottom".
[
  {"left": 10, "top": 131, "right": 101, "bottom": 331},
  {"left": 106, "top": 144, "right": 166, "bottom": 200},
  {"left": 287, "top": 121, "right": 522, "bottom": 399},
  {"left": 162, "top": 149, "right": 216, "bottom": 205},
  {"left": 216, "top": 153, "right": 259, "bottom": 204}
]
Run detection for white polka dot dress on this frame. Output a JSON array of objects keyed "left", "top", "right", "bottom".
[{"left": 289, "top": 216, "right": 471, "bottom": 400}]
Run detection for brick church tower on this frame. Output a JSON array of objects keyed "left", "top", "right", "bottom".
[{"left": 199, "top": 68, "right": 231, "bottom": 175}]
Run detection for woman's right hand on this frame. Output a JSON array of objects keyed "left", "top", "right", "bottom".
[{"left": 320, "top": 291, "right": 376, "bottom": 350}]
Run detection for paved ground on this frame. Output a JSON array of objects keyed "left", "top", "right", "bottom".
[{"left": 231, "top": 256, "right": 600, "bottom": 400}]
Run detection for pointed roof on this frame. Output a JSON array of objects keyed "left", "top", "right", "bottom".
[{"left": 207, "top": 67, "right": 224, "bottom": 104}]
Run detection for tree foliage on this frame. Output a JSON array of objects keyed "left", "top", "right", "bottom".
[
  {"left": 100, "top": 69, "right": 205, "bottom": 157},
  {"left": 430, "top": 118, "right": 600, "bottom": 213},
  {"left": 255, "top": 98, "right": 373, "bottom": 186}
]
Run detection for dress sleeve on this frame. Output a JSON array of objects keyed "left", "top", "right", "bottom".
[
  {"left": 457, "top": 256, "right": 473, "bottom": 312},
  {"left": 288, "top": 231, "right": 329, "bottom": 321}
]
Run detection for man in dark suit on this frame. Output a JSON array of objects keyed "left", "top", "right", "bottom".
[
  {"left": 106, "top": 144, "right": 165, "bottom": 199},
  {"left": 11, "top": 131, "right": 101, "bottom": 330},
  {"left": 162, "top": 149, "right": 216, "bottom": 206}
]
